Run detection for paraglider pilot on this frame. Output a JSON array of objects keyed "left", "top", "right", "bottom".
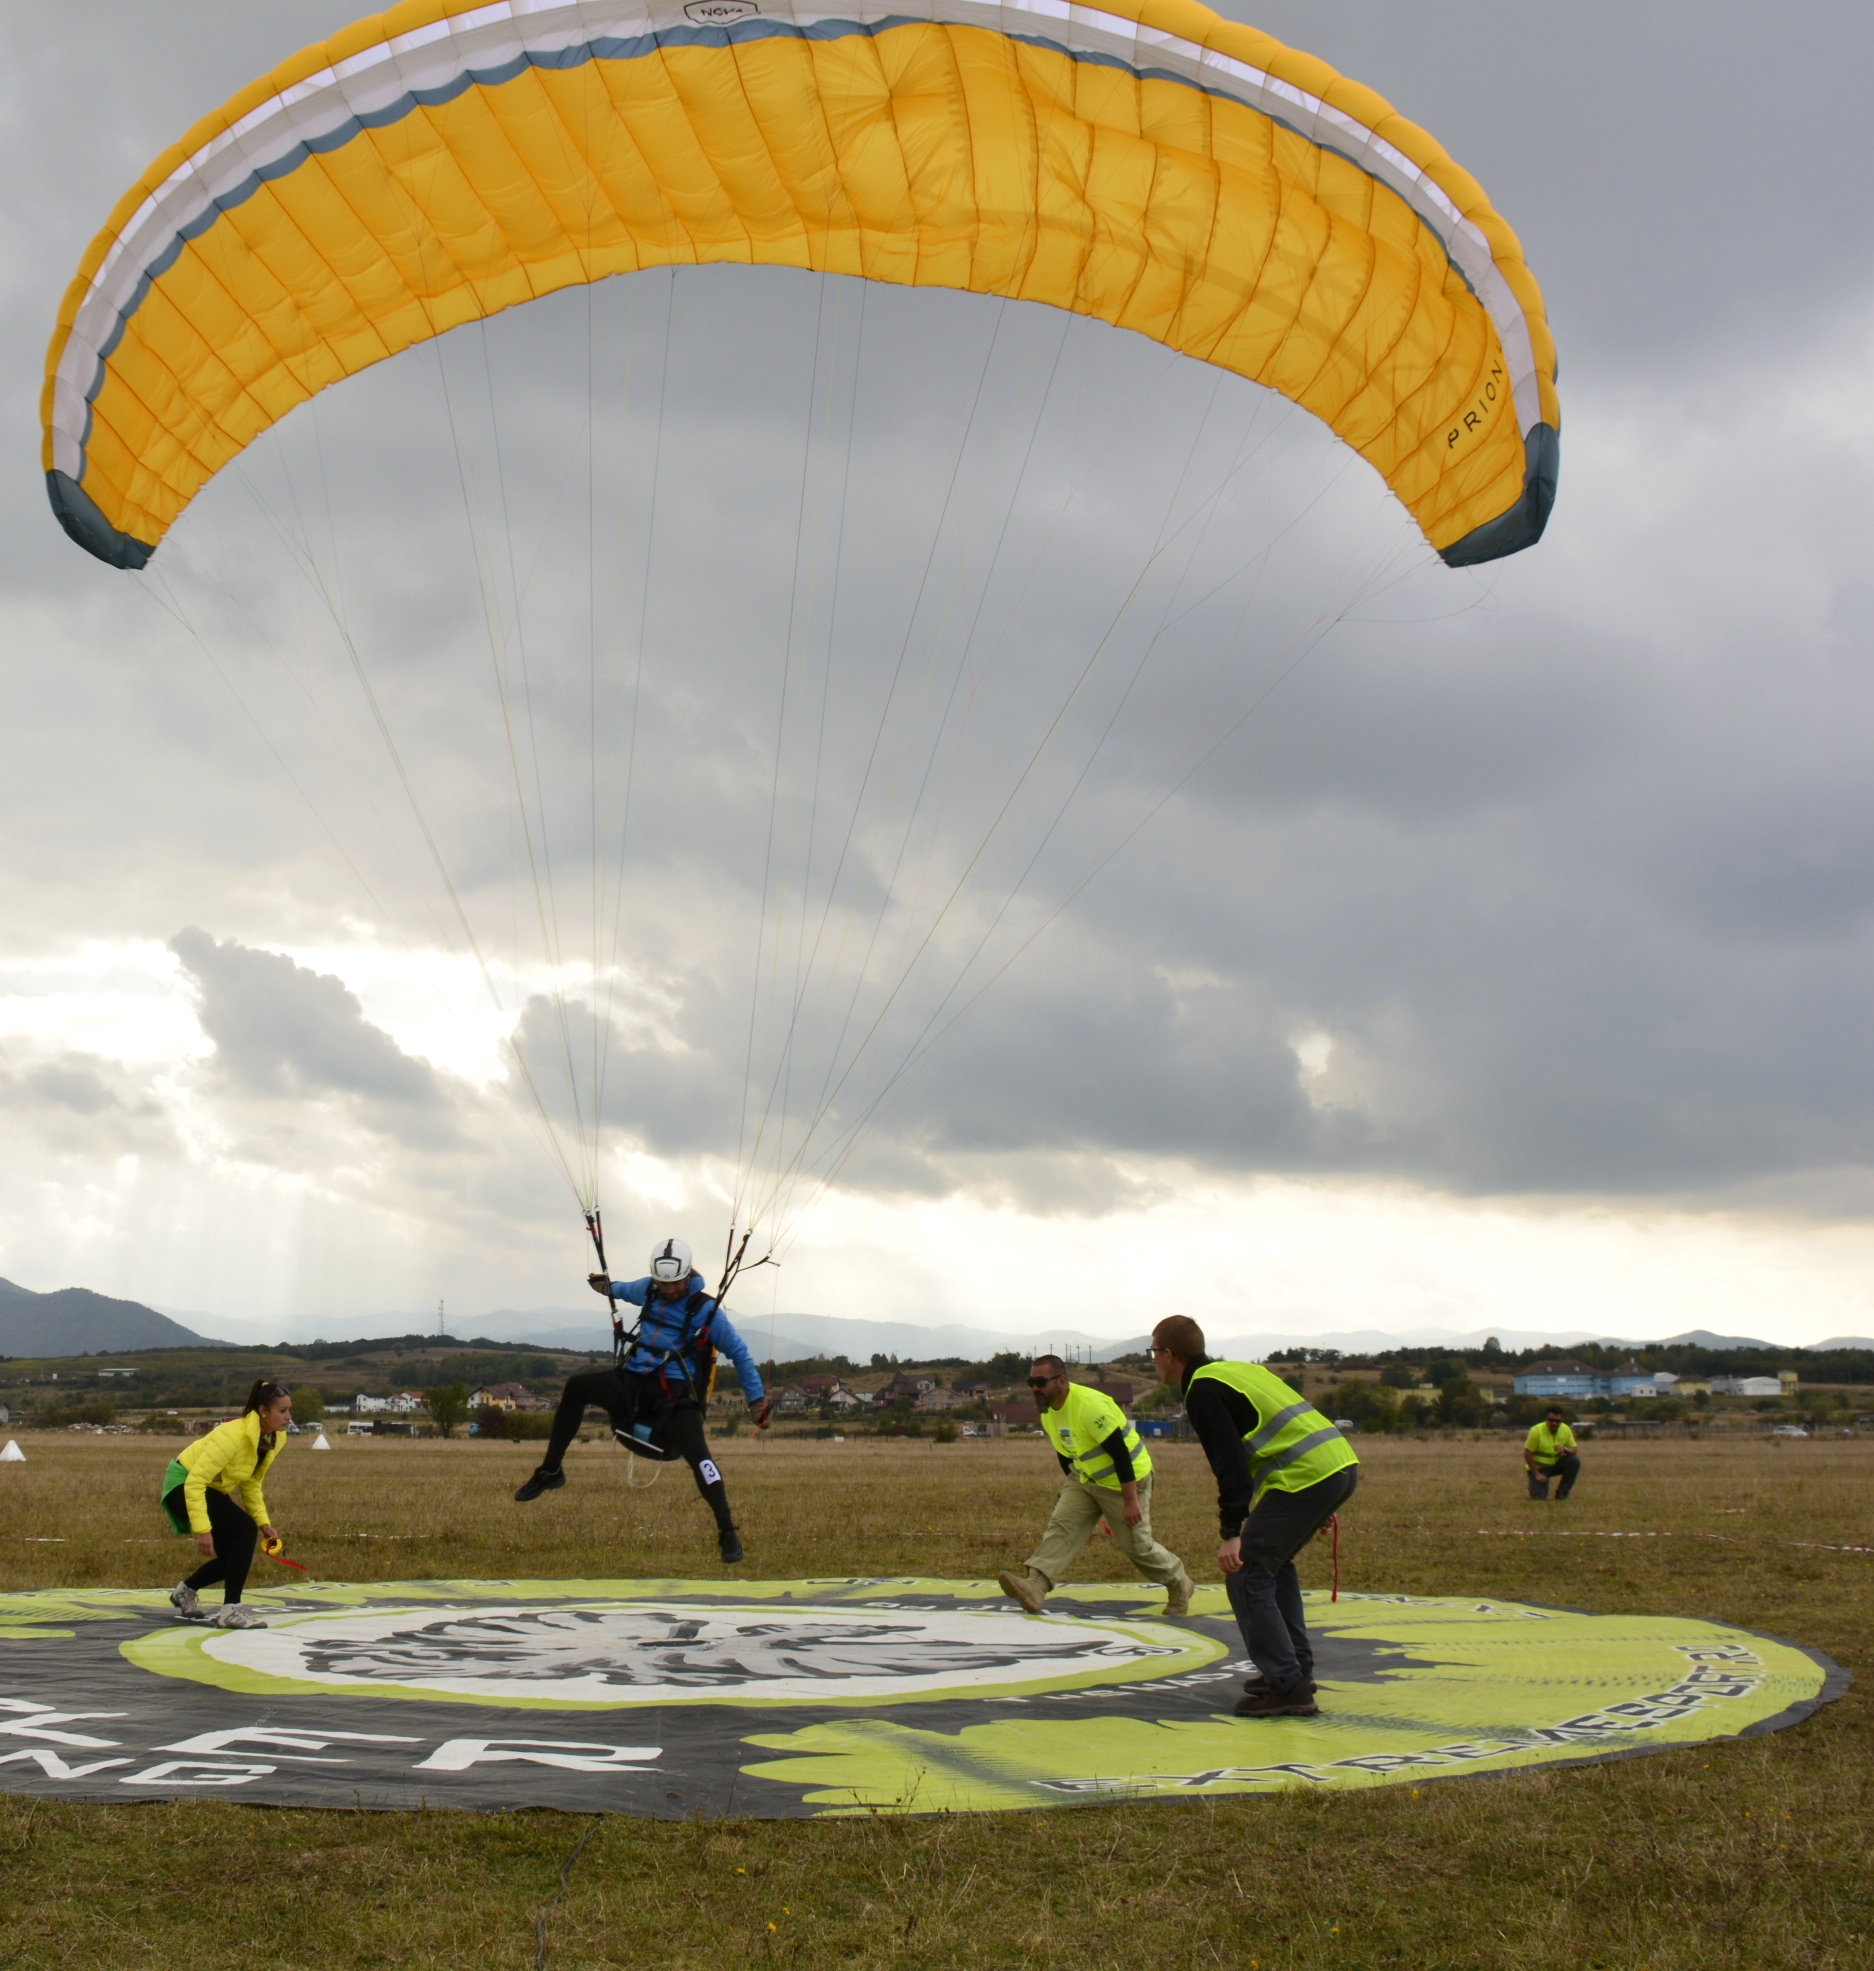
[{"left": 514, "top": 1238, "right": 770, "bottom": 1563}]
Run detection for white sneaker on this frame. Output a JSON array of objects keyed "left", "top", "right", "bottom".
[
  {"left": 169, "top": 1582, "right": 204, "bottom": 1622},
  {"left": 208, "top": 1604, "right": 268, "bottom": 1630}
]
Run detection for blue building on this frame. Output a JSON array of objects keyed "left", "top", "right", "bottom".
[{"left": 1514, "top": 1359, "right": 1677, "bottom": 1400}]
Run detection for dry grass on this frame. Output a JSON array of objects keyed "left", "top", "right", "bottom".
[{"left": 1, "top": 1432, "right": 1870, "bottom": 1968}]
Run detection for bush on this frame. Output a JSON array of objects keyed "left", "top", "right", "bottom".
[
  {"left": 139, "top": 1413, "right": 186, "bottom": 1434},
  {"left": 424, "top": 1382, "right": 470, "bottom": 1440},
  {"left": 933, "top": 1420, "right": 959, "bottom": 1444},
  {"left": 1436, "top": 1376, "right": 1488, "bottom": 1427},
  {"left": 1325, "top": 1379, "right": 1401, "bottom": 1434},
  {"left": 36, "top": 1401, "right": 117, "bottom": 1428},
  {"left": 294, "top": 1387, "right": 326, "bottom": 1424}
]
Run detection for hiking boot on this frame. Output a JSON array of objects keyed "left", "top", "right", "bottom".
[
  {"left": 169, "top": 1581, "right": 204, "bottom": 1622},
  {"left": 513, "top": 1466, "right": 566, "bottom": 1503},
  {"left": 1164, "top": 1572, "right": 1197, "bottom": 1619},
  {"left": 1233, "top": 1682, "right": 1318, "bottom": 1719},
  {"left": 718, "top": 1527, "right": 745, "bottom": 1565},
  {"left": 997, "top": 1567, "right": 1047, "bottom": 1614},
  {"left": 1243, "top": 1662, "right": 1313, "bottom": 1693},
  {"left": 208, "top": 1604, "right": 268, "bottom": 1631}
]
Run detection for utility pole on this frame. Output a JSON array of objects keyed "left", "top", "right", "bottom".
[{"left": 437, "top": 1297, "right": 445, "bottom": 1340}]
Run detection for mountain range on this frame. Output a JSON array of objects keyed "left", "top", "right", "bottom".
[
  {"left": 9, "top": 1280, "right": 1871, "bottom": 1362},
  {"left": 0, "top": 1277, "right": 207, "bottom": 1356}
]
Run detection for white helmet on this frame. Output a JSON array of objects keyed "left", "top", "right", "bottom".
[{"left": 649, "top": 1236, "right": 693, "bottom": 1284}]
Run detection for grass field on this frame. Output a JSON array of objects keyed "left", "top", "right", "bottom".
[{"left": 1, "top": 1430, "right": 1869, "bottom": 1969}]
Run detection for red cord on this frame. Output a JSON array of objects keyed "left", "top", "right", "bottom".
[{"left": 1330, "top": 1513, "right": 1340, "bottom": 1602}]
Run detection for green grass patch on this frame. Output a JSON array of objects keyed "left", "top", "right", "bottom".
[{"left": 0, "top": 1433, "right": 1868, "bottom": 1967}]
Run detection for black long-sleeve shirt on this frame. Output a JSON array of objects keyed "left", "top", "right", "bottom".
[
  {"left": 1181, "top": 1354, "right": 1282, "bottom": 1534},
  {"left": 1053, "top": 1425, "right": 1137, "bottom": 1486}
]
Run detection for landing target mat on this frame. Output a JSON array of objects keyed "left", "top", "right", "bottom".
[{"left": 0, "top": 1579, "right": 1840, "bottom": 1815}]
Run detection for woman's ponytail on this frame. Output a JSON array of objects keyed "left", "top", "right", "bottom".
[{"left": 242, "top": 1379, "right": 290, "bottom": 1417}]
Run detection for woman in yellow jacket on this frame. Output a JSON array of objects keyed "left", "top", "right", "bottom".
[{"left": 160, "top": 1380, "right": 292, "bottom": 1630}]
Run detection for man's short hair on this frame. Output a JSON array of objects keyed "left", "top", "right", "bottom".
[
  {"left": 1029, "top": 1354, "right": 1066, "bottom": 1378},
  {"left": 1150, "top": 1316, "right": 1205, "bottom": 1364}
]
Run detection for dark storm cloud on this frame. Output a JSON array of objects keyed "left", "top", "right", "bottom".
[
  {"left": 170, "top": 927, "right": 445, "bottom": 1117},
  {"left": 1226, "top": 0, "right": 1874, "bottom": 372}
]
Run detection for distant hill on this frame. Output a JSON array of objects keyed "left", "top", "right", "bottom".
[
  {"left": 0, "top": 1279, "right": 209, "bottom": 1356},
  {"left": 1653, "top": 1329, "right": 1776, "bottom": 1351}
]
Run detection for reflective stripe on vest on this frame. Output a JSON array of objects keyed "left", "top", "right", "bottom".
[
  {"left": 1041, "top": 1383, "right": 1152, "bottom": 1490},
  {"left": 1187, "top": 1360, "right": 1359, "bottom": 1497}
]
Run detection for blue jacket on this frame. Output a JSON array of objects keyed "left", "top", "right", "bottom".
[{"left": 603, "top": 1273, "right": 765, "bottom": 1404}]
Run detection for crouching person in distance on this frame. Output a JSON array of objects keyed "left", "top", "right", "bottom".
[
  {"left": 514, "top": 1237, "right": 770, "bottom": 1564},
  {"left": 162, "top": 1379, "right": 293, "bottom": 1630},
  {"left": 1150, "top": 1317, "right": 1358, "bottom": 1719},
  {"left": 1524, "top": 1406, "right": 1581, "bottom": 1500},
  {"left": 997, "top": 1355, "right": 1195, "bottom": 1619}
]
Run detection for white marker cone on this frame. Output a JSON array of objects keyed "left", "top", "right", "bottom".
[
  {"left": 311, "top": 1431, "right": 332, "bottom": 1451},
  {"left": 0, "top": 1440, "right": 24, "bottom": 1462}
]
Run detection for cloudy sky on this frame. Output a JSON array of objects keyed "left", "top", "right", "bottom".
[{"left": 5, "top": 1, "right": 1874, "bottom": 1348}]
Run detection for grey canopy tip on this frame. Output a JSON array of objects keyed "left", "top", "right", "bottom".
[
  {"left": 46, "top": 469, "right": 155, "bottom": 570},
  {"left": 1439, "top": 424, "right": 1560, "bottom": 569}
]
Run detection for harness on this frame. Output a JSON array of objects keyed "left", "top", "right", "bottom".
[{"left": 614, "top": 1285, "right": 719, "bottom": 1404}]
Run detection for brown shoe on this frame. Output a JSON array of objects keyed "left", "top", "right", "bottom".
[
  {"left": 1233, "top": 1683, "right": 1319, "bottom": 1719},
  {"left": 997, "top": 1567, "right": 1046, "bottom": 1614},
  {"left": 1164, "top": 1572, "right": 1196, "bottom": 1618}
]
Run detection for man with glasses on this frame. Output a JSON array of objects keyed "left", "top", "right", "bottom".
[
  {"left": 1524, "top": 1406, "right": 1582, "bottom": 1499},
  {"left": 995, "top": 1355, "right": 1194, "bottom": 1619},
  {"left": 1150, "top": 1315, "right": 1358, "bottom": 1719}
]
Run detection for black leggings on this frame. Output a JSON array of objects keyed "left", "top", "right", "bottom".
[
  {"left": 169, "top": 1486, "right": 259, "bottom": 1605},
  {"left": 544, "top": 1367, "right": 735, "bottom": 1532}
]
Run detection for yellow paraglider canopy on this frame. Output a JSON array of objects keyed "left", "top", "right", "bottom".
[{"left": 43, "top": 0, "right": 1557, "bottom": 574}]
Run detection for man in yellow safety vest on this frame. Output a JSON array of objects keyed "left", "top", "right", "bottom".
[
  {"left": 1524, "top": 1407, "right": 1581, "bottom": 1499},
  {"left": 1151, "top": 1315, "right": 1359, "bottom": 1718},
  {"left": 996, "top": 1355, "right": 1195, "bottom": 1619}
]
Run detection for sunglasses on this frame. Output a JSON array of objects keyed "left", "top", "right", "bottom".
[{"left": 1025, "top": 1375, "right": 1061, "bottom": 1390}]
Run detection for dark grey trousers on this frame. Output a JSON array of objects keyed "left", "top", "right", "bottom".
[
  {"left": 1528, "top": 1453, "right": 1580, "bottom": 1500},
  {"left": 1223, "top": 1464, "right": 1360, "bottom": 1692}
]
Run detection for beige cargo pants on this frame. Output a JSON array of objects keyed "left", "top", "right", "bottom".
[{"left": 1026, "top": 1472, "right": 1185, "bottom": 1589}]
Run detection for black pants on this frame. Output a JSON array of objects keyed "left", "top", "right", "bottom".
[
  {"left": 168, "top": 1486, "right": 258, "bottom": 1605},
  {"left": 544, "top": 1367, "right": 735, "bottom": 1532},
  {"left": 1223, "top": 1464, "right": 1360, "bottom": 1693},
  {"left": 1529, "top": 1453, "right": 1580, "bottom": 1500}
]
